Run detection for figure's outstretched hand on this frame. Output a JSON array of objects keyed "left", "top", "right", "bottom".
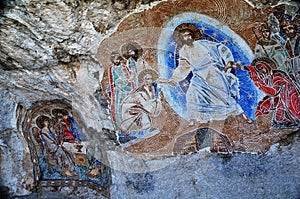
[
  {"left": 224, "top": 61, "right": 243, "bottom": 72},
  {"left": 158, "top": 78, "right": 177, "bottom": 87}
]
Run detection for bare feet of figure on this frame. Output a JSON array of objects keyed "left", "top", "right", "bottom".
[
  {"left": 188, "top": 119, "right": 198, "bottom": 127},
  {"left": 242, "top": 113, "right": 253, "bottom": 124}
]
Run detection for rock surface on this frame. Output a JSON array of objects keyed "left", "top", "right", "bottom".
[{"left": 111, "top": 132, "right": 300, "bottom": 199}]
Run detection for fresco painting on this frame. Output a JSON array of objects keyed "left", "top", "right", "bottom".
[
  {"left": 23, "top": 101, "right": 110, "bottom": 197},
  {"left": 20, "top": 1, "right": 299, "bottom": 194},
  {"left": 98, "top": 0, "right": 300, "bottom": 157}
]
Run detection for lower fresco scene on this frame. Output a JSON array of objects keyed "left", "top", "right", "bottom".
[{"left": 22, "top": 101, "right": 110, "bottom": 197}]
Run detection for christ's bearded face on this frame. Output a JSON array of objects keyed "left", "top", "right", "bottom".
[{"left": 180, "top": 30, "right": 194, "bottom": 46}]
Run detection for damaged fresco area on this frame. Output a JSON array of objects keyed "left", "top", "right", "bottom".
[
  {"left": 97, "top": 0, "right": 300, "bottom": 157},
  {"left": 20, "top": 100, "right": 111, "bottom": 197}
]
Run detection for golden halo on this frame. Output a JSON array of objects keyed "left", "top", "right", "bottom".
[
  {"left": 138, "top": 69, "right": 159, "bottom": 85},
  {"left": 251, "top": 57, "right": 277, "bottom": 69},
  {"left": 36, "top": 115, "right": 52, "bottom": 129},
  {"left": 121, "top": 41, "right": 143, "bottom": 59},
  {"left": 173, "top": 23, "right": 202, "bottom": 46},
  {"left": 52, "top": 108, "right": 69, "bottom": 118}
]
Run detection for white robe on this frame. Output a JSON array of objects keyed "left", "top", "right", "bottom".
[
  {"left": 170, "top": 40, "right": 243, "bottom": 122},
  {"left": 120, "top": 84, "right": 161, "bottom": 134}
]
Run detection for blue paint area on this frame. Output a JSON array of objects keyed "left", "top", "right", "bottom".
[
  {"left": 39, "top": 156, "right": 62, "bottom": 179},
  {"left": 38, "top": 155, "right": 110, "bottom": 188},
  {"left": 68, "top": 116, "right": 89, "bottom": 142},
  {"left": 117, "top": 127, "right": 159, "bottom": 144},
  {"left": 161, "top": 20, "right": 258, "bottom": 120}
]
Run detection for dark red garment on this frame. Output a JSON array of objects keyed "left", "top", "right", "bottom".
[
  {"left": 62, "top": 118, "right": 75, "bottom": 143},
  {"left": 247, "top": 63, "right": 300, "bottom": 123}
]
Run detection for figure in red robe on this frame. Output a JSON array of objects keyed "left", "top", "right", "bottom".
[
  {"left": 247, "top": 58, "right": 300, "bottom": 126},
  {"left": 61, "top": 114, "right": 76, "bottom": 143},
  {"left": 52, "top": 109, "right": 88, "bottom": 143}
]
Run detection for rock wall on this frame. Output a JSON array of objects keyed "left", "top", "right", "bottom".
[{"left": 111, "top": 132, "right": 300, "bottom": 199}]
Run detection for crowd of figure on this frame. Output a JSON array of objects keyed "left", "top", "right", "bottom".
[
  {"left": 107, "top": 42, "right": 163, "bottom": 140},
  {"left": 254, "top": 13, "right": 300, "bottom": 78},
  {"left": 250, "top": 10, "right": 300, "bottom": 127}
]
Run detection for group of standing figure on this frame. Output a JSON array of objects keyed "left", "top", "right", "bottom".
[
  {"left": 254, "top": 13, "right": 300, "bottom": 79},
  {"left": 107, "top": 42, "right": 162, "bottom": 137},
  {"left": 250, "top": 11, "right": 300, "bottom": 126}
]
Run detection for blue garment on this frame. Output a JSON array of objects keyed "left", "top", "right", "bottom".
[
  {"left": 48, "top": 130, "right": 56, "bottom": 140},
  {"left": 68, "top": 116, "right": 88, "bottom": 142}
]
